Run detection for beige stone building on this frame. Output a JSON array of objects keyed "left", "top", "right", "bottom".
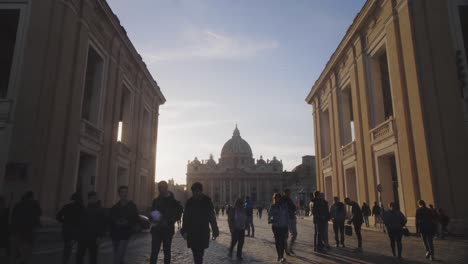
[
  {"left": 186, "top": 126, "right": 284, "bottom": 207},
  {"left": 0, "top": 0, "right": 165, "bottom": 218},
  {"left": 306, "top": 0, "right": 468, "bottom": 232}
]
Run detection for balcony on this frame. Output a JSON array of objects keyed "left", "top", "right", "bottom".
[
  {"left": 341, "top": 141, "right": 356, "bottom": 158},
  {"left": 370, "top": 117, "right": 395, "bottom": 144},
  {"left": 321, "top": 154, "right": 332, "bottom": 169},
  {"left": 80, "top": 119, "right": 103, "bottom": 143}
]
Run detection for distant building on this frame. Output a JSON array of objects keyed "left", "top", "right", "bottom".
[
  {"left": 0, "top": 0, "right": 165, "bottom": 218},
  {"left": 306, "top": 0, "right": 468, "bottom": 232},
  {"left": 282, "top": 156, "right": 316, "bottom": 208},
  {"left": 186, "top": 126, "right": 283, "bottom": 207}
]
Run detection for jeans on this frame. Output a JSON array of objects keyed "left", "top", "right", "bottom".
[
  {"left": 272, "top": 226, "right": 288, "bottom": 259},
  {"left": 76, "top": 239, "right": 98, "bottom": 264},
  {"left": 363, "top": 216, "right": 370, "bottom": 227},
  {"left": 62, "top": 237, "right": 74, "bottom": 264},
  {"left": 388, "top": 229, "right": 403, "bottom": 257},
  {"left": 287, "top": 218, "right": 298, "bottom": 251},
  {"left": 333, "top": 220, "right": 345, "bottom": 245},
  {"left": 353, "top": 223, "right": 362, "bottom": 248},
  {"left": 191, "top": 248, "right": 205, "bottom": 264},
  {"left": 313, "top": 222, "right": 324, "bottom": 251},
  {"left": 245, "top": 216, "right": 255, "bottom": 236},
  {"left": 229, "top": 229, "right": 245, "bottom": 258},
  {"left": 321, "top": 221, "right": 329, "bottom": 246},
  {"left": 150, "top": 229, "right": 173, "bottom": 264},
  {"left": 112, "top": 240, "right": 129, "bottom": 264},
  {"left": 421, "top": 232, "right": 435, "bottom": 257}
]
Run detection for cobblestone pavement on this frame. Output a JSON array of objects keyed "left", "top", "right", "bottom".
[{"left": 2, "top": 215, "right": 467, "bottom": 264}]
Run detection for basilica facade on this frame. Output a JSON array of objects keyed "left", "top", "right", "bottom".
[{"left": 186, "top": 126, "right": 283, "bottom": 207}]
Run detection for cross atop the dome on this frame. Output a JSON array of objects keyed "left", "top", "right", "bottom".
[{"left": 233, "top": 124, "right": 240, "bottom": 137}]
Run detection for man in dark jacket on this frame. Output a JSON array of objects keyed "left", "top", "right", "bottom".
[
  {"left": 56, "top": 192, "right": 84, "bottom": 264},
  {"left": 330, "top": 196, "right": 346, "bottom": 247},
  {"left": 150, "top": 181, "right": 183, "bottom": 264},
  {"left": 312, "top": 191, "right": 327, "bottom": 252},
  {"left": 281, "top": 189, "right": 297, "bottom": 255},
  {"left": 110, "top": 185, "right": 139, "bottom": 264},
  {"left": 345, "top": 197, "right": 363, "bottom": 252},
  {"left": 416, "top": 200, "right": 436, "bottom": 260},
  {"left": 10, "top": 191, "right": 42, "bottom": 264},
  {"left": 244, "top": 196, "right": 254, "bottom": 237},
  {"left": 76, "top": 191, "right": 107, "bottom": 264},
  {"left": 181, "top": 182, "right": 219, "bottom": 264}
]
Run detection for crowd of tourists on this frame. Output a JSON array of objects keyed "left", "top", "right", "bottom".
[{"left": 0, "top": 183, "right": 452, "bottom": 264}]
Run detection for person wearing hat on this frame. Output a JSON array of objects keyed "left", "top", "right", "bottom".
[
  {"left": 181, "top": 182, "right": 219, "bottom": 264},
  {"left": 149, "top": 181, "right": 183, "bottom": 264},
  {"left": 56, "top": 192, "right": 84, "bottom": 264}
]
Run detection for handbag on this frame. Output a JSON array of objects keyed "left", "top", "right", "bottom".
[
  {"left": 345, "top": 225, "right": 353, "bottom": 236},
  {"left": 403, "top": 227, "right": 410, "bottom": 237}
]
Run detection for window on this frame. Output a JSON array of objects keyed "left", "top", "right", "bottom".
[
  {"left": 378, "top": 53, "right": 393, "bottom": 119},
  {"left": 369, "top": 48, "right": 394, "bottom": 126},
  {"left": 0, "top": 9, "right": 20, "bottom": 98},
  {"left": 81, "top": 46, "right": 104, "bottom": 124},
  {"left": 117, "top": 86, "right": 132, "bottom": 143}
]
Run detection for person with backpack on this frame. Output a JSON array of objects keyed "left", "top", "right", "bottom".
[
  {"left": 268, "top": 193, "right": 289, "bottom": 263},
  {"left": 382, "top": 202, "right": 407, "bottom": 260},
  {"left": 10, "top": 191, "right": 42, "bottom": 264},
  {"left": 110, "top": 185, "right": 139, "bottom": 264},
  {"left": 150, "top": 181, "right": 183, "bottom": 264},
  {"left": 76, "top": 191, "right": 107, "bottom": 264},
  {"left": 227, "top": 198, "right": 246, "bottom": 261},
  {"left": 56, "top": 192, "right": 84, "bottom": 264},
  {"left": 345, "top": 197, "right": 364, "bottom": 253},
  {"left": 330, "top": 196, "right": 346, "bottom": 248},
  {"left": 181, "top": 182, "right": 219, "bottom": 264},
  {"left": 416, "top": 200, "right": 436, "bottom": 261}
]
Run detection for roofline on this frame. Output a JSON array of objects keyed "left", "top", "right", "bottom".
[
  {"left": 305, "top": 0, "right": 377, "bottom": 104},
  {"left": 98, "top": 0, "right": 166, "bottom": 104}
]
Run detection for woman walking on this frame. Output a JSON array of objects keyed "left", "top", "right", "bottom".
[
  {"left": 382, "top": 202, "right": 407, "bottom": 259},
  {"left": 227, "top": 198, "right": 246, "bottom": 261},
  {"left": 416, "top": 200, "right": 436, "bottom": 261},
  {"left": 268, "top": 193, "right": 289, "bottom": 263}
]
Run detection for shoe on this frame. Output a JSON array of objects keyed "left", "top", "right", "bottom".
[
  {"left": 285, "top": 251, "right": 291, "bottom": 256},
  {"left": 280, "top": 257, "right": 286, "bottom": 263},
  {"left": 425, "top": 251, "right": 430, "bottom": 259},
  {"left": 429, "top": 255, "right": 435, "bottom": 261},
  {"left": 289, "top": 250, "right": 296, "bottom": 256}
]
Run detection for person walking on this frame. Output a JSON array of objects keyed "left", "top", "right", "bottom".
[
  {"left": 215, "top": 206, "right": 220, "bottom": 219},
  {"left": 330, "top": 197, "right": 346, "bottom": 248},
  {"left": 268, "top": 193, "right": 289, "bottom": 263},
  {"left": 221, "top": 206, "right": 225, "bottom": 217},
  {"left": 281, "top": 189, "right": 297, "bottom": 256},
  {"left": 320, "top": 193, "right": 331, "bottom": 249},
  {"left": 438, "top": 208, "right": 450, "bottom": 239},
  {"left": 76, "top": 191, "right": 107, "bottom": 264},
  {"left": 416, "top": 200, "right": 436, "bottom": 261},
  {"left": 372, "top": 201, "right": 383, "bottom": 230},
  {"left": 244, "top": 196, "right": 255, "bottom": 237},
  {"left": 56, "top": 192, "right": 84, "bottom": 264},
  {"left": 149, "top": 181, "right": 183, "bottom": 264},
  {"left": 181, "top": 182, "right": 219, "bottom": 264},
  {"left": 109, "top": 186, "right": 139, "bottom": 264},
  {"left": 362, "top": 203, "right": 371, "bottom": 228},
  {"left": 382, "top": 202, "right": 407, "bottom": 259},
  {"left": 10, "top": 191, "right": 42, "bottom": 264},
  {"left": 345, "top": 197, "right": 364, "bottom": 253},
  {"left": 0, "top": 195, "right": 12, "bottom": 258},
  {"left": 257, "top": 206, "right": 264, "bottom": 219},
  {"left": 227, "top": 198, "right": 246, "bottom": 261},
  {"left": 311, "top": 191, "right": 327, "bottom": 253}
]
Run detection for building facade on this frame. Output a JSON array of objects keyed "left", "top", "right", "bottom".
[
  {"left": 0, "top": 0, "right": 165, "bottom": 218},
  {"left": 306, "top": 0, "right": 468, "bottom": 232},
  {"left": 186, "top": 126, "right": 284, "bottom": 207}
]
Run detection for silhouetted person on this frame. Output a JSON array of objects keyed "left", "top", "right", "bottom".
[
  {"left": 10, "top": 191, "right": 42, "bottom": 264},
  {"left": 268, "top": 193, "right": 289, "bottom": 263},
  {"left": 362, "top": 202, "right": 371, "bottom": 227},
  {"left": 181, "top": 182, "right": 219, "bottom": 264},
  {"left": 257, "top": 206, "right": 263, "bottom": 219},
  {"left": 416, "top": 200, "right": 436, "bottom": 261},
  {"left": 110, "top": 185, "right": 139, "bottom": 264},
  {"left": 382, "top": 202, "right": 407, "bottom": 259},
  {"left": 429, "top": 204, "right": 440, "bottom": 238},
  {"left": 150, "top": 181, "right": 183, "bottom": 264},
  {"left": 244, "top": 196, "right": 254, "bottom": 237},
  {"left": 56, "top": 192, "right": 84, "bottom": 264},
  {"left": 282, "top": 189, "right": 297, "bottom": 256},
  {"left": 0, "top": 195, "right": 12, "bottom": 257},
  {"left": 345, "top": 197, "right": 363, "bottom": 253},
  {"left": 330, "top": 196, "right": 346, "bottom": 247},
  {"left": 372, "top": 201, "right": 383, "bottom": 230},
  {"left": 215, "top": 206, "right": 220, "bottom": 219},
  {"left": 76, "top": 191, "right": 107, "bottom": 264},
  {"left": 312, "top": 191, "right": 327, "bottom": 252},
  {"left": 228, "top": 198, "right": 246, "bottom": 261},
  {"left": 221, "top": 206, "right": 225, "bottom": 216},
  {"left": 438, "top": 208, "right": 450, "bottom": 239}
]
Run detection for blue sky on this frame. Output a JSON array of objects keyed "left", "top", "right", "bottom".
[{"left": 107, "top": 0, "right": 366, "bottom": 184}]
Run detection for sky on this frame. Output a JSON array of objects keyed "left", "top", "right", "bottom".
[{"left": 107, "top": 0, "right": 366, "bottom": 185}]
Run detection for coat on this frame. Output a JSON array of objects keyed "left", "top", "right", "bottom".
[
  {"left": 416, "top": 207, "right": 436, "bottom": 234},
  {"left": 330, "top": 202, "right": 346, "bottom": 223},
  {"left": 228, "top": 207, "right": 246, "bottom": 232},
  {"left": 109, "top": 201, "right": 139, "bottom": 240},
  {"left": 268, "top": 203, "right": 289, "bottom": 227},
  {"left": 78, "top": 203, "right": 107, "bottom": 240},
  {"left": 56, "top": 202, "right": 84, "bottom": 239},
  {"left": 382, "top": 209, "right": 407, "bottom": 232},
  {"left": 181, "top": 194, "right": 219, "bottom": 249},
  {"left": 150, "top": 194, "right": 183, "bottom": 235}
]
